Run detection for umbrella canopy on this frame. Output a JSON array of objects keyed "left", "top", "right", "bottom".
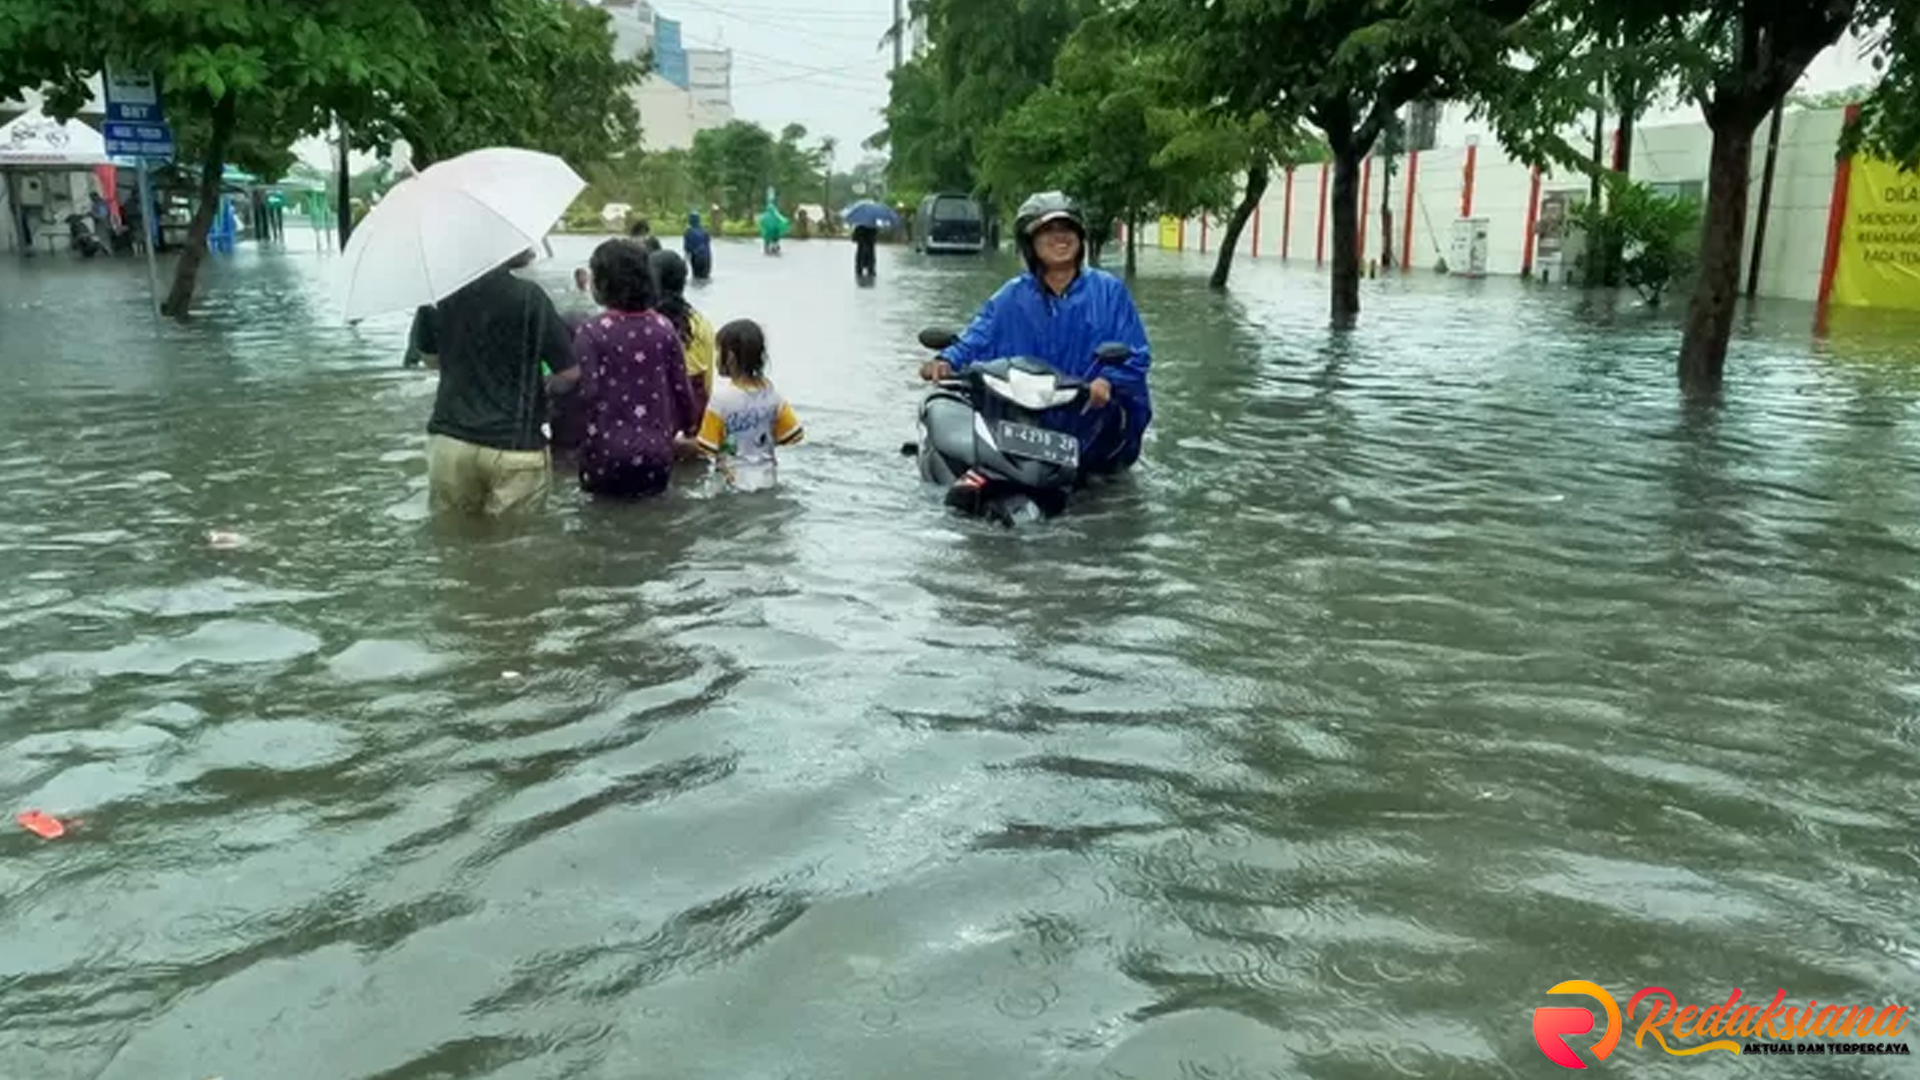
[
  {"left": 0, "top": 109, "right": 110, "bottom": 167},
  {"left": 841, "top": 200, "right": 899, "bottom": 230},
  {"left": 336, "top": 146, "right": 585, "bottom": 321}
]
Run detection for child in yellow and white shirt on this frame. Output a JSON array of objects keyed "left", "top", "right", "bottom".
[{"left": 697, "top": 319, "right": 803, "bottom": 491}]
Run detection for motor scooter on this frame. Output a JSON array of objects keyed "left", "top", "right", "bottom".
[{"left": 902, "top": 327, "right": 1132, "bottom": 525}]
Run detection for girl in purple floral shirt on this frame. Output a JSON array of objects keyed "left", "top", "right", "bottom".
[{"left": 571, "top": 239, "right": 698, "bottom": 499}]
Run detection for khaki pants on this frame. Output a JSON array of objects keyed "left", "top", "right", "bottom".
[{"left": 426, "top": 434, "right": 551, "bottom": 516}]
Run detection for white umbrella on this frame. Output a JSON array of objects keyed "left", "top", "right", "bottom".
[{"left": 336, "top": 146, "right": 585, "bottom": 321}]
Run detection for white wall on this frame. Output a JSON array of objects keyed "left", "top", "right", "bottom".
[{"left": 1155, "top": 106, "right": 1854, "bottom": 304}]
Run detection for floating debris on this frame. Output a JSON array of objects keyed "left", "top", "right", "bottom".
[{"left": 16, "top": 810, "right": 66, "bottom": 839}]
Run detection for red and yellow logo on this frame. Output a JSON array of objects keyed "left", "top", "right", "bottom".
[
  {"left": 1534, "top": 980, "right": 1624, "bottom": 1068},
  {"left": 1534, "top": 980, "right": 1911, "bottom": 1068}
]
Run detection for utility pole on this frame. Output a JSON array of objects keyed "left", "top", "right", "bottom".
[{"left": 892, "top": 0, "right": 904, "bottom": 70}]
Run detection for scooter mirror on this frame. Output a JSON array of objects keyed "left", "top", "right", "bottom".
[
  {"left": 1094, "top": 342, "right": 1132, "bottom": 364},
  {"left": 918, "top": 328, "right": 958, "bottom": 352}
]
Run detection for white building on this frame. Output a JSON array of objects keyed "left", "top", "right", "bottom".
[
  {"left": 687, "top": 47, "right": 734, "bottom": 130},
  {"left": 591, "top": 0, "right": 733, "bottom": 152}
]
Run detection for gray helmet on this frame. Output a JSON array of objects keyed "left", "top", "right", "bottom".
[
  {"left": 1014, "top": 191, "right": 1086, "bottom": 269},
  {"left": 1015, "top": 191, "right": 1085, "bottom": 238}
]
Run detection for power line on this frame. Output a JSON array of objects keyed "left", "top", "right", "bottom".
[
  {"left": 666, "top": 0, "right": 890, "bottom": 23},
  {"left": 678, "top": 37, "right": 887, "bottom": 85},
  {"left": 729, "top": 55, "right": 877, "bottom": 85},
  {"left": 670, "top": 0, "right": 890, "bottom": 48},
  {"left": 731, "top": 76, "right": 884, "bottom": 101}
]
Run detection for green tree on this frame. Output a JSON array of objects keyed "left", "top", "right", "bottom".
[
  {"left": 875, "top": 0, "right": 1091, "bottom": 241},
  {"left": 1847, "top": 26, "right": 1920, "bottom": 168},
  {"left": 581, "top": 148, "right": 698, "bottom": 225},
  {"left": 771, "top": 123, "right": 826, "bottom": 215},
  {"left": 691, "top": 121, "right": 777, "bottom": 220},
  {"left": 869, "top": 57, "right": 974, "bottom": 198},
  {"left": 0, "top": 0, "right": 446, "bottom": 318},
  {"left": 1, "top": 0, "right": 638, "bottom": 321},
  {"left": 1478, "top": 0, "right": 1697, "bottom": 289},
  {"left": 355, "top": 0, "right": 643, "bottom": 170},
  {"left": 1485, "top": 0, "right": 1916, "bottom": 395},
  {"left": 980, "top": 13, "right": 1242, "bottom": 274},
  {"left": 1203, "top": 113, "right": 1330, "bottom": 288},
  {"left": 1129, "top": 0, "right": 1542, "bottom": 326}
]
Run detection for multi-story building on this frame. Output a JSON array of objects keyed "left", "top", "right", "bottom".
[
  {"left": 686, "top": 47, "right": 734, "bottom": 130},
  {"left": 590, "top": 0, "right": 734, "bottom": 152}
]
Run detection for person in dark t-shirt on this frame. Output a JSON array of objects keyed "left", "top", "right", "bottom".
[
  {"left": 410, "top": 249, "right": 578, "bottom": 515},
  {"left": 851, "top": 223, "right": 878, "bottom": 279}
]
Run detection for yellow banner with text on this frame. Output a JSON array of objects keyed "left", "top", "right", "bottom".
[{"left": 1830, "top": 157, "right": 1920, "bottom": 311}]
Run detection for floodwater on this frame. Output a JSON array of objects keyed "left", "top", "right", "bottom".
[{"left": 3, "top": 234, "right": 1918, "bottom": 1080}]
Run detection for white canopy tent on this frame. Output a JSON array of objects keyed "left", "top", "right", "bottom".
[
  {"left": 0, "top": 109, "right": 126, "bottom": 255},
  {"left": 0, "top": 109, "right": 112, "bottom": 167}
]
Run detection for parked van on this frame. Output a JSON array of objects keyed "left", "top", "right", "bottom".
[{"left": 916, "top": 192, "right": 986, "bottom": 254}]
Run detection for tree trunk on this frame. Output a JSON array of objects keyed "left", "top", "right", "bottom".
[
  {"left": 1604, "top": 97, "right": 1636, "bottom": 287},
  {"left": 336, "top": 117, "right": 354, "bottom": 248},
  {"left": 1329, "top": 144, "right": 1363, "bottom": 328},
  {"left": 1588, "top": 94, "right": 1604, "bottom": 209},
  {"left": 1125, "top": 210, "right": 1138, "bottom": 277},
  {"left": 1613, "top": 108, "right": 1635, "bottom": 177},
  {"left": 160, "top": 90, "right": 238, "bottom": 320},
  {"left": 1677, "top": 118, "right": 1758, "bottom": 395},
  {"left": 1379, "top": 156, "right": 1396, "bottom": 270},
  {"left": 1588, "top": 85, "right": 1607, "bottom": 287},
  {"left": 1210, "top": 157, "right": 1270, "bottom": 289}
]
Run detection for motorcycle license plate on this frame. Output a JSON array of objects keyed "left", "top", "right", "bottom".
[{"left": 995, "top": 420, "right": 1078, "bottom": 468}]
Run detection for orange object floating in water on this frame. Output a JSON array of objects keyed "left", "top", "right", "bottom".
[{"left": 16, "top": 811, "right": 66, "bottom": 839}]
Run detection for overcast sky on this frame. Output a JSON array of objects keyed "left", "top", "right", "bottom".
[
  {"left": 666, "top": 0, "right": 896, "bottom": 161},
  {"left": 297, "top": 10, "right": 1881, "bottom": 175}
]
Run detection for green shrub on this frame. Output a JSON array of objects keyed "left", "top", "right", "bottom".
[{"left": 1573, "top": 176, "right": 1702, "bottom": 306}]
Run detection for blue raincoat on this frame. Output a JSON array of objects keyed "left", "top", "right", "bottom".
[
  {"left": 683, "top": 212, "right": 712, "bottom": 261},
  {"left": 936, "top": 267, "right": 1152, "bottom": 470}
]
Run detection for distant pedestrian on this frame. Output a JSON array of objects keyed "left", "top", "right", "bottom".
[
  {"left": 683, "top": 211, "right": 713, "bottom": 281},
  {"left": 852, "top": 223, "right": 878, "bottom": 279}
]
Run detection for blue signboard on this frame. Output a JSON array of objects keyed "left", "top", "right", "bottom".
[
  {"left": 105, "top": 69, "right": 166, "bottom": 124},
  {"left": 653, "top": 16, "right": 690, "bottom": 89},
  {"left": 104, "top": 121, "right": 175, "bottom": 159},
  {"left": 104, "top": 69, "right": 172, "bottom": 158}
]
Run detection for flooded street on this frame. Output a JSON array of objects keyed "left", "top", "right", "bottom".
[{"left": 3, "top": 235, "right": 1919, "bottom": 1079}]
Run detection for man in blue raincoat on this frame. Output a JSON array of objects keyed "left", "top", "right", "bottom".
[{"left": 919, "top": 191, "right": 1151, "bottom": 475}]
